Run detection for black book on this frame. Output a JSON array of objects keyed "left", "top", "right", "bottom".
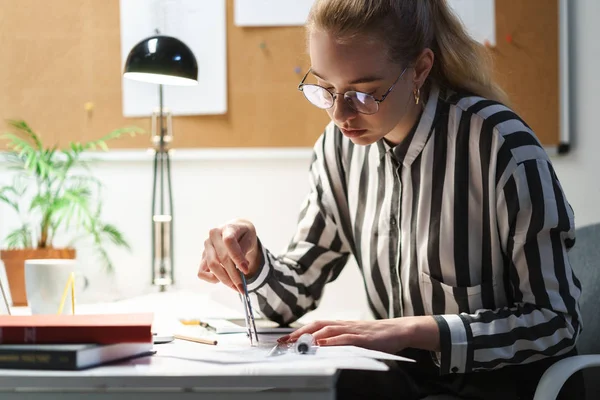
[{"left": 0, "top": 342, "right": 154, "bottom": 370}]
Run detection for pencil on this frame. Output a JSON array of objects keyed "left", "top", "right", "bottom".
[
  {"left": 70, "top": 272, "right": 75, "bottom": 315},
  {"left": 0, "top": 277, "right": 11, "bottom": 315},
  {"left": 57, "top": 273, "right": 74, "bottom": 315},
  {"left": 174, "top": 334, "right": 218, "bottom": 346}
]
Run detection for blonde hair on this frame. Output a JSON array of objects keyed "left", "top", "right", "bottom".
[{"left": 306, "top": 0, "right": 509, "bottom": 104}]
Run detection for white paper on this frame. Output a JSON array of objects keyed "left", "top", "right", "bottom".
[
  {"left": 318, "top": 346, "right": 415, "bottom": 363},
  {"left": 157, "top": 336, "right": 414, "bottom": 367},
  {"left": 119, "top": 0, "right": 227, "bottom": 116},
  {"left": 448, "top": 0, "right": 496, "bottom": 46},
  {"left": 234, "top": 0, "right": 314, "bottom": 27}
]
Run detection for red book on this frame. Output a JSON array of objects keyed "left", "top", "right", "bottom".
[{"left": 0, "top": 313, "right": 153, "bottom": 344}]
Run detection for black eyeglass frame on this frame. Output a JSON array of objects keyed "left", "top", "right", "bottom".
[{"left": 297, "top": 67, "right": 408, "bottom": 115}]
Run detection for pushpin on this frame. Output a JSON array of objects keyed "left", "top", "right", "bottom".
[
  {"left": 294, "top": 66, "right": 302, "bottom": 74},
  {"left": 84, "top": 102, "right": 94, "bottom": 112},
  {"left": 483, "top": 39, "right": 491, "bottom": 48},
  {"left": 506, "top": 34, "right": 513, "bottom": 44},
  {"left": 259, "top": 41, "right": 266, "bottom": 50}
]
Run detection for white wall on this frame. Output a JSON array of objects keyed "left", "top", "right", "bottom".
[
  {"left": 550, "top": 0, "right": 600, "bottom": 227},
  {"left": 0, "top": 149, "right": 373, "bottom": 320},
  {"left": 0, "top": 0, "right": 598, "bottom": 320}
]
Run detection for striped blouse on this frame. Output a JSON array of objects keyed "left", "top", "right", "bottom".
[{"left": 246, "top": 84, "right": 582, "bottom": 375}]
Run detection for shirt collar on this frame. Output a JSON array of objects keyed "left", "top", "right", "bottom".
[{"left": 377, "top": 84, "right": 441, "bottom": 167}]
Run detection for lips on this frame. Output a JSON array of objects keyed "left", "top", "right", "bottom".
[{"left": 340, "top": 128, "right": 367, "bottom": 138}]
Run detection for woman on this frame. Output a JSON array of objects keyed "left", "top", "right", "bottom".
[{"left": 197, "top": 0, "right": 583, "bottom": 398}]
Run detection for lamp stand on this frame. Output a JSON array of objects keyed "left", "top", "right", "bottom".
[{"left": 151, "top": 84, "right": 174, "bottom": 291}]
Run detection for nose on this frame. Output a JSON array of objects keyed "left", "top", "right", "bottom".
[{"left": 330, "top": 95, "right": 357, "bottom": 125}]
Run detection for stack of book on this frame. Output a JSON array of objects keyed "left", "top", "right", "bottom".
[{"left": 0, "top": 313, "right": 154, "bottom": 370}]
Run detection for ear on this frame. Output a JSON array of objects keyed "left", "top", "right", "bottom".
[{"left": 413, "top": 48, "right": 434, "bottom": 89}]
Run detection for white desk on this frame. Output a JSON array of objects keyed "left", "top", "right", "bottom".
[
  {"left": 0, "top": 291, "right": 388, "bottom": 399},
  {"left": 0, "top": 343, "right": 339, "bottom": 399}
]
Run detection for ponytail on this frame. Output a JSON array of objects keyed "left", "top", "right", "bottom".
[
  {"left": 425, "top": 0, "right": 508, "bottom": 104},
  {"left": 307, "top": 0, "right": 509, "bottom": 104}
]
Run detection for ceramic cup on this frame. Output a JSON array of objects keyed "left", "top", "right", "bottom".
[{"left": 24, "top": 259, "right": 88, "bottom": 315}]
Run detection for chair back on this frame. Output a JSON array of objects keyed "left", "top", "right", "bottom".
[
  {"left": 567, "top": 222, "right": 600, "bottom": 398},
  {"left": 569, "top": 223, "right": 600, "bottom": 355}
]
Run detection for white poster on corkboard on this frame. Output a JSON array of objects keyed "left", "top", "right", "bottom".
[
  {"left": 120, "top": 0, "right": 227, "bottom": 117},
  {"left": 448, "top": 0, "right": 496, "bottom": 46},
  {"left": 234, "top": 0, "right": 495, "bottom": 47},
  {"left": 234, "top": 0, "right": 314, "bottom": 26}
]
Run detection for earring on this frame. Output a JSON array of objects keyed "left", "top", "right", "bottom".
[{"left": 413, "top": 87, "right": 421, "bottom": 105}]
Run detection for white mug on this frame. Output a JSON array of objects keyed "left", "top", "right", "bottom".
[{"left": 24, "top": 259, "right": 88, "bottom": 315}]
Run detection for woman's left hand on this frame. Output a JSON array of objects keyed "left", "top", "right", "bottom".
[{"left": 278, "top": 317, "right": 423, "bottom": 355}]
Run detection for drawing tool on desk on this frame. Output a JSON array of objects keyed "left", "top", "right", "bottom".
[
  {"left": 294, "top": 333, "right": 316, "bottom": 354},
  {"left": 239, "top": 271, "right": 259, "bottom": 345},
  {"left": 238, "top": 294, "right": 251, "bottom": 343},
  {"left": 179, "top": 319, "right": 217, "bottom": 332},
  {"left": 0, "top": 276, "right": 11, "bottom": 315},
  {"left": 267, "top": 333, "right": 318, "bottom": 356},
  {"left": 174, "top": 334, "right": 218, "bottom": 346}
]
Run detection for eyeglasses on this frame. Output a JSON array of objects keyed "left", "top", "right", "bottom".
[{"left": 297, "top": 67, "right": 408, "bottom": 115}]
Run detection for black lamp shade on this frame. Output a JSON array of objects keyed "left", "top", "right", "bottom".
[{"left": 124, "top": 35, "right": 198, "bottom": 86}]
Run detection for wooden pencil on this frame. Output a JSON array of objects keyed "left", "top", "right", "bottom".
[
  {"left": 70, "top": 272, "right": 75, "bottom": 315},
  {"left": 0, "top": 277, "right": 11, "bottom": 315},
  {"left": 57, "top": 273, "right": 74, "bottom": 315},
  {"left": 174, "top": 333, "right": 218, "bottom": 346}
]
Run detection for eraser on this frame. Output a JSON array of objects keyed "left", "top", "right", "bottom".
[{"left": 294, "top": 333, "right": 315, "bottom": 354}]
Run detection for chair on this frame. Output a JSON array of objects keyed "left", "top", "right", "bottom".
[
  {"left": 425, "top": 223, "right": 600, "bottom": 400},
  {"left": 533, "top": 222, "right": 600, "bottom": 399}
]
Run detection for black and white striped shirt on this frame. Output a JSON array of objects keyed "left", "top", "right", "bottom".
[{"left": 247, "top": 85, "right": 582, "bottom": 375}]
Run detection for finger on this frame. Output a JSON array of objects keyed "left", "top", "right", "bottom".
[
  {"left": 219, "top": 257, "right": 244, "bottom": 293},
  {"left": 281, "top": 320, "right": 340, "bottom": 342},
  {"left": 209, "top": 228, "right": 231, "bottom": 263},
  {"left": 312, "top": 325, "right": 349, "bottom": 341},
  {"left": 204, "top": 241, "right": 236, "bottom": 290},
  {"left": 197, "top": 259, "right": 219, "bottom": 283},
  {"left": 238, "top": 228, "right": 256, "bottom": 256},
  {"left": 317, "top": 334, "right": 366, "bottom": 347},
  {"left": 284, "top": 321, "right": 328, "bottom": 341},
  {"left": 222, "top": 225, "right": 250, "bottom": 273},
  {"left": 197, "top": 270, "right": 219, "bottom": 283},
  {"left": 208, "top": 229, "right": 244, "bottom": 292},
  {"left": 198, "top": 255, "right": 219, "bottom": 281}
]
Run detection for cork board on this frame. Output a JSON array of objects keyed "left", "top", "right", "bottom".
[
  {"left": 493, "top": 0, "right": 562, "bottom": 149},
  {"left": 0, "top": 0, "right": 562, "bottom": 149}
]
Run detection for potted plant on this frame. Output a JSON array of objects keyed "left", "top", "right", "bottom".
[{"left": 0, "top": 120, "right": 143, "bottom": 305}]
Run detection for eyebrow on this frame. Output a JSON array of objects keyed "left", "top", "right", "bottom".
[{"left": 310, "top": 69, "right": 384, "bottom": 85}]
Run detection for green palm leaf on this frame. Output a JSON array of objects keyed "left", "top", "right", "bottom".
[
  {"left": 0, "top": 119, "right": 143, "bottom": 267},
  {"left": 29, "top": 193, "right": 52, "bottom": 212},
  {"left": 2, "top": 133, "right": 35, "bottom": 157},
  {"left": 4, "top": 225, "right": 33, "bottom": 249},
  {"left": 101, "top": 223, "right": 131, "bottom": 250},
  {"left": 6, "top": 120, "right": 44, "bottom": 150},
  {"left": 0, "top": 185, "right": 21, "bottom": 213}
]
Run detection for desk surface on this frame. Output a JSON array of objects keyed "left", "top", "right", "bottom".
[
  {"left": 0, "top": 291, "right": 388, "bottom": 399},
  {"left": 0, "top": 333, "right": 344, "bottom": 399},
  {"left": 0, "top": 344, "right": 339, "bottom": 391}
]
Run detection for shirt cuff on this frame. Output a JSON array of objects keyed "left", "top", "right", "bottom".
[
  {"left": 245, "top": 238, "right": 272, "bottom": 292},
  {"left": 432, "top": 314, "right": 471, "bottom": 374}
]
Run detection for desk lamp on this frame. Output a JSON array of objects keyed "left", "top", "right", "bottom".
[{"left": 123, "top": 35, "right": 198, "bottom": 291}]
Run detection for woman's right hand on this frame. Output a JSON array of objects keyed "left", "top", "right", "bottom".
[{"left": 197, "top": 219, "right": 261, "bottom": 293}]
